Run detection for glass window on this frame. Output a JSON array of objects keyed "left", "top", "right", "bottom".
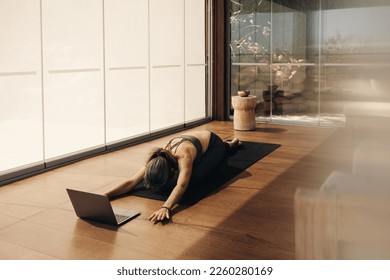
[
  {"left": 320, "top": 1, "right": 390, "bottom": 126},
  {"left": 229, "top": 0, "right": 390, "bottom": 127}
]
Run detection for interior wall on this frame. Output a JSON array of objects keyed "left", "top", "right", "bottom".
[{"left": 0, "top": 0, "right": 209, "bottom": 182}]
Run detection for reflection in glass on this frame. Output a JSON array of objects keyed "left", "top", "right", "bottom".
[
  {"left": 230, "top": 0, "right": 390, "bottom": 126},
  {"left": 320, "top": 2, "right": 390, "bottom": 125}
]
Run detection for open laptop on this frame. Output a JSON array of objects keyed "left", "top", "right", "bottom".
[{"left": 66, "top": 188, "right": 140, "bottom": 226}]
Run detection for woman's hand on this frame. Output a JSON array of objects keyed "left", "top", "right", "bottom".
[{"left": 149, "top": 207, "right": 170, "bottom": 222}]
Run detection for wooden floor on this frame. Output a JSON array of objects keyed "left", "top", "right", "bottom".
[{"left": 0, "top": 121, "right": 354, "bottom": 260}]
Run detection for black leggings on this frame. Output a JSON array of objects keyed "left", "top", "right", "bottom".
[{"left": 190, "top": 132, "right": 230, "bottom": 181}]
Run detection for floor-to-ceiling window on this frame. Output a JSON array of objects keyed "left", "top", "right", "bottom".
[
  {"left": 230, "top": 0, "right": 390, "bottom": 126},
  {"left": 0, "top": 0, "right": 210, "bottom": 184}
]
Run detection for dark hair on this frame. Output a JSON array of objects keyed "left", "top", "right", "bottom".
[{"left": 144, "top": 148, "right": 178, "bottom": 189}]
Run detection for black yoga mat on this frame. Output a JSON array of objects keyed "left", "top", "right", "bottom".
[{"left": 131, "top": 141, "right": 280, "bottom": 205}]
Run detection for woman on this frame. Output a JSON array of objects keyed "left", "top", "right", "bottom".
[{"left": 105, "top": 130, "right": 240, "bottom": 222}]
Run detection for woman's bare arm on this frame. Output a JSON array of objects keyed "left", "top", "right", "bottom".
[
  {"left": 148, "top": 156, "right": 193, "bottom": 222},
  {"left": 105, "top": 166, "right": 146, "bottom": 199}
]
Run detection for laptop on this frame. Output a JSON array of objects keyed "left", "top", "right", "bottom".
[{"left": 66, "top": 188, "right": 140, "bottom": 226}]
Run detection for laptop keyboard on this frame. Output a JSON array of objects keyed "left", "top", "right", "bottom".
[{"left": 115, "top": 214, "right": 129, "bottom": 224}]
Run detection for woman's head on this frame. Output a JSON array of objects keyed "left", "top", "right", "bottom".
[{"left": 144, "top": 148, "right": 178, "bottom": 189}]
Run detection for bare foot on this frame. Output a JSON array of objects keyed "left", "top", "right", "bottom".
[{"left": 227, "top": 138, "right": 241, "bottom": 149}]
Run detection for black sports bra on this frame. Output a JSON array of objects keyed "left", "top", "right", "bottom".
[{"left": 165, "top": 135, "right": 203, "bottom": 165}]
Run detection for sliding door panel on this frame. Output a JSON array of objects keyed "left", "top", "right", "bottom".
[
  {"left": 42, "top": 0, "right": 104, "bottom": 160},
  {"left": 150, "top": 67, "right": 184, "bottom": 131},
  {"left": 150, "top": 0, "right": 184, "bottom": 66},
  {"left": 185, "top": 66, "right": 206, "bottom": 121},
  {"left": 42, "top": 0, "right": 104, "bottom": 70},
  {"left": 43, "top": 72, "right": 104, "bottom": 159},
  {"left": 150, "top": 0, "right": 184, "bottom": 130},
  {"left": 185, "top": 0, "right": 206, "bottom": 121},
  {"left": 104, "top": 0, "right": 149, "bottom": 143},
  {"left": 0, "top": 0, "right": 43, "bottom": 172},
  {"left": 185, "top": 0, "right": 206, "bottom": 64},
  {"left": 105, "top": 69, "right": 149, "bottom": 142}
]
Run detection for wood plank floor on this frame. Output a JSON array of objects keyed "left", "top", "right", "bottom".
[{"left": 0, "top": 121, "right": 354, "bottom": 260}]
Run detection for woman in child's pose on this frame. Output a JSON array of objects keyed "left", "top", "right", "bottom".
[{"left": 105, "top": 130, "right": 240, "bottom": 222}]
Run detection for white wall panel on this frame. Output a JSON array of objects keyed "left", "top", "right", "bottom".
[
  {"left": 42, "top": 0, "right": 104, "bottom": 159},
  {"left": 185, "top": 66, "right": 206, "bottom": 121},
  {"left": 150, "top": 0, "right": 184, "bottom": 130},
  {"left": 0, "top": 0, "right": 43, "bottom": 172},
  {"left": 104, "top": 0, "right": 149, "bottom": 68},
  {"left": 0, "top": 76, "right": 43, "bottom": 171},
  {"left": 185, "top": 0, "right": 207, "bottom": 122},
  {"left": 42, "top": 0, "right": 104, "bottom": 70},
  {"left": 105, "top": 69, "right": 149, "bottom": 142},
  {"left": 150, "top": 67, "right": 184, "bottom": 131},
  {"left": 150, "top": 0, "right": 184, "bottom": 66},
  {"left": 0, "top": 0, "right": 41, "bottom": 72},
  {"left": 43, "top": 72, "right": 104, "bottom": 159},
  {"left": 185, "top": 0, "right": 206, "bottom": 65},
  {"left": 105, "top": 0, "right": 149, "bottom": 142}
]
